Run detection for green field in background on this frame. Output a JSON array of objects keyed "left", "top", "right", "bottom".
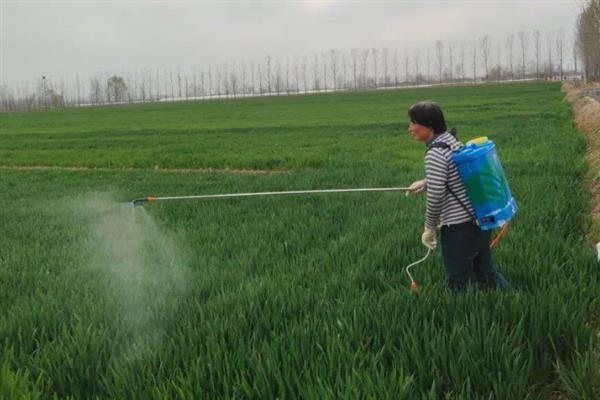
[{"left": 1, "top": 82, "right": 599, "bottom": 399}]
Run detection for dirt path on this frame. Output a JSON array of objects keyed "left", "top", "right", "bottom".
[
  {"left": 563, "top": 82, "right": 600, "bottom": 241},
  {"left": 0, "top": 165, "right": 287, "bottom": 175}
]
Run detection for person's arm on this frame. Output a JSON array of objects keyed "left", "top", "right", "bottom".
[{"left": 424, "top": 149, "right": 449, "bottom": 229}]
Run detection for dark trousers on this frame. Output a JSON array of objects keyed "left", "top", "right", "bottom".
[{"left": 440, "top": 221, "right": 510, "bottom": 291}]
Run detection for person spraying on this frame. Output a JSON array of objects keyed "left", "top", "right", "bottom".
[{"left": 407, "top": 101, "right": 511, "bottom": 291}]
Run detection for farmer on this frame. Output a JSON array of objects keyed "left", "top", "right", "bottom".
[{"left": 407, "top": 101, "right": 510, "bottom": 291}]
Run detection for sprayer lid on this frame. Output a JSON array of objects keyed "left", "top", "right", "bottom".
[
  {"left": 466, "top": 137, "right": 489, "bottom": 146},
  {"left": 467, "top": 136, "right": 488, "bottom": 146}
]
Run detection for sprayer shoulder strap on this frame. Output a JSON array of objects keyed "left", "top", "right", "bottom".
[
  {"left": 445, "top": 182, "right": 477, "bottom": 222},
  {"left": 426, "top": 142, "right": 451, "bottom": 152}
]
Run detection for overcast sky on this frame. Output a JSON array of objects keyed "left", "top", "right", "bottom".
[{"left": 0, "top": 0, "right": 580, "bottom": 85}]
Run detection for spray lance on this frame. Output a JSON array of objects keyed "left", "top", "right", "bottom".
[
  {"left": 132, "top": 186, "right": 433, "bottom": 288},
  {"left": 132, "top": 186, "right": 412, "bottom": 206}
]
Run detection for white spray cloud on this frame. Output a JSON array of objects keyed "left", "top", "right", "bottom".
[{"left": 71, "top": 193, "right": 193, "bottom": 357}]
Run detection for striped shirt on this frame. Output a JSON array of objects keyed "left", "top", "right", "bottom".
[{"left": 424, "top": 132, "right": 475, "bottom": 229}]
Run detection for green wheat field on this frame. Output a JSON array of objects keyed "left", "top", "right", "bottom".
[{"left": 1, "top": 82, "right": 599, "bottom": 398}]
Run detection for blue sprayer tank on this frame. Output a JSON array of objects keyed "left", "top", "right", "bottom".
[{"left": 451, "top": 137, "right": 517, "bottom": 230}]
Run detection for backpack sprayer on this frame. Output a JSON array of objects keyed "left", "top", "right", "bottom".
[{"left": 131, "top": 137, "right": 517, "bottom": 290}]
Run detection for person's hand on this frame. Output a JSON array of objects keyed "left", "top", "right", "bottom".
[
  {"left": 421, "top": 227, "right": 437, "bottom": 250},
  {"left": 406, "top": 179, "right": 426, "bottom": 196}
]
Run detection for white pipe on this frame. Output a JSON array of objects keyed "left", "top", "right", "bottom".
[{"left": 406, "top": 248, "right": 432, "bottom": 288}]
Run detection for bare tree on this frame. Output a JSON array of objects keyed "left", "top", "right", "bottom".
[
  {"left": 534, "top": 30, "right": 542, "bottom": 79},
  {"left": 426, "top": 47, "right": 432, "bottom": 83},
  {"left": 214, "top": 65, "right": 220, "bottom": 96},
  {"left": 163, "top": 69, "right": 169, "bottom": 99},
  {"left": 250, "top": 61, "right": 256, "bottom": 94},
  {"left": 330, "top": 50, "right": 339, "bottom": 91},
  {"left": 241, "top": 61, "right": 247, "bottom": 95},
  {"left": 169, "top": 68, "right": 175, "bottom": 98},
  {"left": 404, "top": 49, "right": 410, "bottom": 85},
  {"left": 274, "top": 59, "right": 282, "bottom": 94},
  {"left": 518, "top": 31, "right": 528, "bottom": 79},
  {"left": 312, "top": 54, "right": 320, "bottom": 91},
  {"left": 480, "top": 35, "right": 491, "bottom": 81},
  {"left": 573, "top": 40, "right": 579, "bottom": 75},
  {"left": 459, "top": 42, "right": 466, "bottom": 83},
  {"left": 145, "top": 69, "right": 152, "bottom": 101},
  {"left": 257, "top": 62, "right": 263, "bottom": 94},
  {"left": 75, "top": 74, "right": 81, "bottom": 106},
  {"left": 435, "top": 40, "right": 443, "bottom": 83},
  {"left": 576, "top": 0, "right": 600, "bottom": 81},
  {"left": 207, "top": 66, "right": 213, "bottom": 97},
  {"left": 448, "top": 42, "right": 455, "bottom": 82},
  {"left": 341, "top": 51, "right": 349, "bottom": 90},
  {"left": 360, "top": 49, "right": 369, "bottom": 89},
  {"left": 393, "top": 49, "right": 399, "bottom": 87},
  {"left": 470, "top": 40, "right": 478, "bottom": 82},
  {"left": 555, "top": 27, "right": 566, "bottom": 79},
  {"left": 177, "top": 67, "right": 182, "bottom": 98},
  {"left": 156, "top": 68, "right": 160, "bottom": 99},
  {"left": 351, "top": 49, "right": 359, "bottom": 90},
  {"left": 506, "top": 34, "right": 514, "bottom": 80},
  {"left": 381, "top": 48, "right": 389, "bottom": 87},
  {"left": 495, "top": 42, "right": 502, "bottom": 82},
  {"left": 191, "top": 66, "right": 197, "bottom": 98},
  {"left": 302, "top": 56, "right": 308, "bottom": 93},
  {"left": 200, "top": 67, "right": 205, "bottom": 98},
  {"left": 414, "top": 49, "right": 421, "bottom": 85},
  {"left": 265, "top": 55, "right": 272, "bottom": 94},
  {"left": 546, "top": 31, "right": 554, "bottom": 77},
  {"left": 321, "top": 52, "right": 328, "bottom": 90},
  {"left": 230, "top": 62, "right": 238, "bottom": 97},
  {"left": 294, "top": 56, "right": 301, "bottom": 93},
  {"left": 220, "top": 62, "right": 227, "bottom": 96},
  {"left": 285, "top": 58, "right": 290, "bottom": 94},
  {"left": 90, "top": 76, "right": 102, "bottom": 104},
  {"left": 371, "top": 48, "right": 379, "bottom": 88},
  {"left": 140, "top": 70, "right": 147, "bottom": 102},
  {"left": 127, "top": 71, "right": 133, "bottom": 103}
]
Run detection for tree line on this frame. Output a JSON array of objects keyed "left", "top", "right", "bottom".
[
  {"left": 577, "top": 0, "right": 600, "bottom": 82},
  {"left": 0, "top": 27, "right": 582, "bottom": 112}
]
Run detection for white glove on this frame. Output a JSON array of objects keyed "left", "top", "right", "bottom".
[
  {"left": 407, "top": 179, "right": 426, "bottom": 196},
  {"left": 421, "top": 227, "right": 437, "bottom": 250}
]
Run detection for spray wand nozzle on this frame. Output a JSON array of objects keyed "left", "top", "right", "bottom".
[{"left": 132, "top": 197, "right": 157, "bottom": 207}]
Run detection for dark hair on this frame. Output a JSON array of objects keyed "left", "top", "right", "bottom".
[{"left": 408, "top": 101, "right": 448, "bottom": 134}]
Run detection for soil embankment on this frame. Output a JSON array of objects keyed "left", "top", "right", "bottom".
[{"left": 563, "top": 82, "right": 600, "bottom": 240}]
